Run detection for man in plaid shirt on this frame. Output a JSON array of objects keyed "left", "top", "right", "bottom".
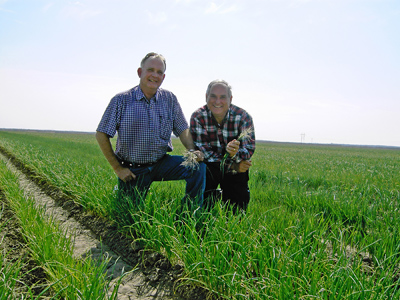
[
  {"left": 96, "top": 52, "right": 206, "bottom": 218},
  {"left": 190, "top": 79, "right": 255, "bottom": 212}
]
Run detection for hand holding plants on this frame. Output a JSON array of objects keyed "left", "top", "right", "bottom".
[
  {"left": 226, "top": 139, "right": 240, "bottom": 157},
  {"left": 220, "top": 127, "right": 253, "bottom": 176},
  {"left": 231, "top": 160, "right": 252, "bottom": 173},
  {"left": 181, "top": 149, "right": 204, "bottom": 170}
]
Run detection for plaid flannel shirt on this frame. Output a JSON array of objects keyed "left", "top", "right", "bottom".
[
  {"left": 97, "top": 85, "right": 188, "bottom": 164},
  {"left": 190, "top": 104, "right": 255, "bottom": 170}
]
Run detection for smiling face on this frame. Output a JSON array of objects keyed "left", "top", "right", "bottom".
[
  {"left": 137, "top": 56, "right": 166, "bottom": 99},
  {"left": 206, "top": 83, "right": 232, "bottom": 124}
]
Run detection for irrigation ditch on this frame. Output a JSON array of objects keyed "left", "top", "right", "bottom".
[{"left": 0, "top": 145, "right": 211, "bottom": 300}]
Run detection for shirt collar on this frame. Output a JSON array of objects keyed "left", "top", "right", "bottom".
[
  {"left": 134, "top": 86, "right": 159, "bottom": 102},
  {"left": 206, "top": 105, "right": 231, "bottom": 126}
]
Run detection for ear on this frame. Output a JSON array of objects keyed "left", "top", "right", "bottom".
[
  {"left": 137, "top": 67, "right": 142, "bottom": 77},
  {"left": 205, "top": 93, "right": 208, "bottom": 103}
]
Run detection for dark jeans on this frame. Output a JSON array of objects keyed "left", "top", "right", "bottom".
[
  {"left": 117, "top": 154, "right": 206, "bottom": 208},
  {"left": 204, "top": 162, "right": 250, "bottom": 212}
]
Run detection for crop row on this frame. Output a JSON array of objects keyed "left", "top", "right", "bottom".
[{"left": 0, "top": 155, "right": 121, "bottom": 299}]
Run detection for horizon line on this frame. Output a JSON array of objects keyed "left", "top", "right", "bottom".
[{"left": 1, "top": 128, "right": 399, "bottom": 150}]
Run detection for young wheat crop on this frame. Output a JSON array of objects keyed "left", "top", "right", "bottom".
[{"left": 1, "top": 130, "right": 400, "bottom": 299}]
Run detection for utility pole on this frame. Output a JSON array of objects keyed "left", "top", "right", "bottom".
[{"left": 301, "top": 133, "right": 305, "bottom": 143}]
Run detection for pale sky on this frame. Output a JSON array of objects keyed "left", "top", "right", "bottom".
[{"left": 1, "top": 0, "right": 399, "bottom": 147}]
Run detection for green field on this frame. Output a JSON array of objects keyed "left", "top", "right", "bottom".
[{"left": 1, "top": 130, "right": 400, "bottom": 299}]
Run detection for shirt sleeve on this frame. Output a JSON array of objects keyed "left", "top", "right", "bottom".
[
  {"left": 96, "top": 95, "right": 123, "bottom": 138},
  {"left": 171, "top": 94, "right": 189, "bottom": 137}
]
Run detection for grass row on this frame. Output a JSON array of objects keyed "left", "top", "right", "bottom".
[
  {"left": 0, "top": 157, "right": 122, "bottom": 299},
  {"left": 0, "top": 192, "right": 45, "bottom": 299},
  {"left": 1, "top": 130, "right": 400, "bottom": 299}
]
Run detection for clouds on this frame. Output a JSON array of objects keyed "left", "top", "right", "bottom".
[
  {"left": 174, "top": 0, "right": 196, "bottom": 3},
  {"left": 144, "top": 0, "right": 240, "bottom": 26},
  {"left": 61, "top": 1, "right": 102, "bottom": 19},
  {"left": 0, "top": 0, "right": 399, "bottom": 146},
  {"left": 0, "top": 6, "right": 12, "bottom": 13},
  {"left": 147, "top": 11, "right": 168, "bottom": 25},
  {"left": 42, "top": 2, "right": 54, "bottom": 13},
  {"left": 0, "top": 0, "right": 10, "bottom": 8},
  {"left": 205, "top": 2, "right": 239, "bottom": 14}
]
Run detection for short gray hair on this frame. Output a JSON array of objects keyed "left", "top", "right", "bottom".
[
  {"left": 206, "top": 79, "right": 232, "bottom": 98},
  {"left": 140, "top": 52, "right": 166, "bottom": 71}
]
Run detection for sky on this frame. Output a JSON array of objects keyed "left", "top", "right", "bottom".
[{"left": 1, "top": 0, "right": 400, "bottom": 147}]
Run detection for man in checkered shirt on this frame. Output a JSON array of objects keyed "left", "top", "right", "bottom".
[
  {"left": 190, "top": 79, "right": 255, "bottom": 213},
  {"left": 96, "top": 52, "right": 206, "bottom": 215}
]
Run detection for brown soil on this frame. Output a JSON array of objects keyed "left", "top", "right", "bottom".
[{"left": 0, "top": 147, "right": 213, "bottom": 300}]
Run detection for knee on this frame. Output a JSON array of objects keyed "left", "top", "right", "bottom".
[
  {"left": 193, "top": 162, "right": 206, "bottom": 178},
  {"left": 199, "top": 162, "right": 206, "bottom": 174}
]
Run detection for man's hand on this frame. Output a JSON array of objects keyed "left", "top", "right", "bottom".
[
  {"left": 95, "top": 131, "right": 137, "bottom": 182},
  {"left": 115, "top": 166, "right": 137, "bottom": 182},
  {"left": 193, "top": 150, "right": 204, "bottom": 162},
  {"left": 226, "top": 139, "right": 240, "bottom": 157},
  {"left": 231, "top": 160, "right": 252, "bottom": 173}
]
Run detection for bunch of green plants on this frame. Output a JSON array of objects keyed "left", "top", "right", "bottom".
[
  {"left": 0, "top": 131, "right": 116, "bottom": 216},
  {"left": 1, "top": 204, "right": 52, "bottom": 299},
  {"left": 1, "top": 130, "right": 400, "bottom": 299},
  {"left": 0, "top": 158, "right": 122, "bottom": 299}
]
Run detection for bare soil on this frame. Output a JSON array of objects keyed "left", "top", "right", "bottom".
[{"left": 0, "top": 147, "right": 212, "bottom": 300}]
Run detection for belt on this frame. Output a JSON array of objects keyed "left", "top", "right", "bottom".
[{"left": 117, "top": 157, "right": 159, "bottom": 168}]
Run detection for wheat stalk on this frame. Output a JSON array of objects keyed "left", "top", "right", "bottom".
[
  {"left": 181, "top": 150, "right": 200, "bottom": 170},
  {"left": 220, "top": 127, "right": 253, "bottom": 177}
]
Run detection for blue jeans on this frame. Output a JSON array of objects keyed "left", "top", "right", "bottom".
[{"left": 117, "top": 154, "right": 206, "bottom": 208}]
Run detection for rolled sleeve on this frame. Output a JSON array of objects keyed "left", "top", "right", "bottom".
[
  {"left": 173, "top": 100, "right": 189, "bottom": 137},
  {"left": 97, "top": 95, "right": 122, "bottom": 138}
]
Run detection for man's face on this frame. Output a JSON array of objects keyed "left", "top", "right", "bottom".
[
  {"left": 206, "top": 83, "right": 232, "bottom": 122},
  {"left": 137, "top": 57, "right": 165, "bottom": 95}
]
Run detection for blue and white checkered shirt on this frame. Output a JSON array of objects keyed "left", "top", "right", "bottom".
[{"left": 97, "top": 85, "right": 188, "bottom": 164}]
